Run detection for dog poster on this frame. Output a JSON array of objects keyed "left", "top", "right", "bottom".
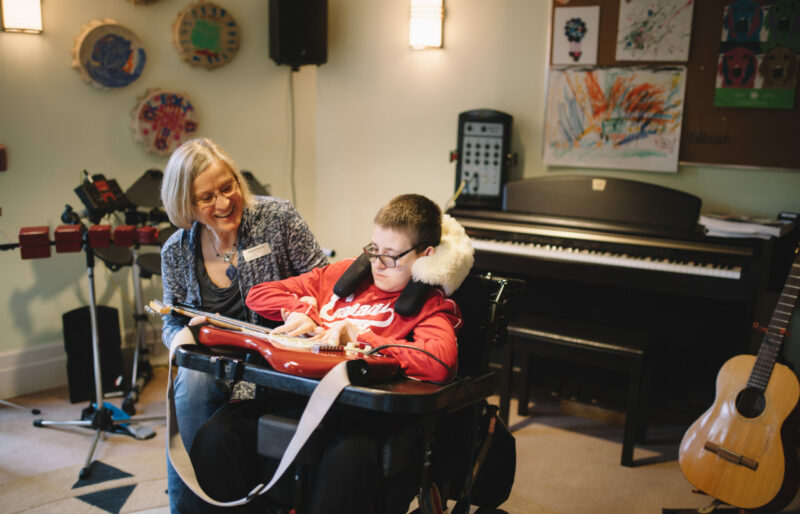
[
  {"left": 616, "top": 0, "right": 695, "bottom": 62},
  {"left": 543, "top": 66, "right": 687, "bottom": 173},
  {"left": 715, "top": 0, "right": 799, "bottom": 109}
]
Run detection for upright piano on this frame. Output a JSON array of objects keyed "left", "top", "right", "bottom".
[{"left": 450, "top": 175, "right": 783, "bottom": 415}]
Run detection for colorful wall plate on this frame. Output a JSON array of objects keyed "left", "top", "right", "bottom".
[
  {"left": 172, "top": 2, "right": 241, "bottom": 70},
  {"left": 131, "top": 89, "right": 199, "bottom": 155},
  {"left": 72, "top": 19, "right": 146, "bottom": 90}
]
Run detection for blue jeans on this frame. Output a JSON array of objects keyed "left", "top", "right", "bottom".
[{"left": 168, "top": 367, "right": 230, "bottom": 513}]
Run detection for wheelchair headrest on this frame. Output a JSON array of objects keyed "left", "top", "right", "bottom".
[{"left": 332, "top": 214, "right": 475, "bottom": 317}]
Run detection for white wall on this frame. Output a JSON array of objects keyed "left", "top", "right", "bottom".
[
  {"left": 316, "top": 0, "right": 800, "bottom": 259},
  {"left": 2, "top": 0, "right": 799, "bottom": 397},
  {"left": 0, "top": 1, "right": 317, "bottom": 396}
]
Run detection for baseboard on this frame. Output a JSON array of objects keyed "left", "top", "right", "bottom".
[
  {"left": 0, "top": 327, "right": 165, "bottom": 399},
  {"left": 0, "top": 342, "right": 68, "bottom": 399}
]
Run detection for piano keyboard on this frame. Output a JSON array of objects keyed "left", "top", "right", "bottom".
[{"left": 470, "top": 238, "right": 743, "bottom": 279}]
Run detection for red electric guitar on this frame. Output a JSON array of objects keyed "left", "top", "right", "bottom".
[
  {"left": 679, "top": 251, "right": 800, "bottom": 511},
  {"left": 147, "top": 300, "right": 401, "bottom": 381}
]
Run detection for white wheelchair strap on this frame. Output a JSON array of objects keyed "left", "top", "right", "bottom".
[{"left": 167, "top": 327, "right": 351, "bottom": 507}]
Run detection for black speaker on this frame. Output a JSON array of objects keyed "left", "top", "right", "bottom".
[
  {"left": 269, "top": 0, "right": 328, "bottom": 69},
  {"left": 62, "top": 305, "right": 126, "bottom": 404}
]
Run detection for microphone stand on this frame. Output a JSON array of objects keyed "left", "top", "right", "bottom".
[{"left": 33, "top": 244, "right": 163, "bottom": 480}]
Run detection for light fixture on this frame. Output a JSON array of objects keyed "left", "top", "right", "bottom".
[
  {"left": 409, "top": 0, "right": 443, "bottom": 49},
  {"left": 1, "top": 0, "right": 43, "bottom": 33}
]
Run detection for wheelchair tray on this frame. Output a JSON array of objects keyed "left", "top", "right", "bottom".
[{"left": 175, "top": 345, "right": 497, "bottom": 415}]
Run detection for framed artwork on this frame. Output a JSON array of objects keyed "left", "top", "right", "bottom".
[
  {"left": 71, "top": 19, "right": 146, "bottom": 89},
  {"left": 173, "top": 1, "right": 241, "bottom": 70},
  {"left": 552, "top": 6, "right": 600, "bottom": 65},
  {"left": 131, "top": 89, "right": 199, "bottom": 155},
  {"left": 543, "top": 66, "right": 687, "bottom": 173}
]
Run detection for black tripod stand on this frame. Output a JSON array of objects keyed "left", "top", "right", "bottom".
[{"left": 33, "top": 245, "right": 163, "bottom": 479}]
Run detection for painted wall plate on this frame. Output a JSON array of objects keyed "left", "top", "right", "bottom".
[
  {"left": 71, "top": 19, "right": 147, "bottom": 89},
  {"left": 172, "top": 2, "right": 241, "bottom": 70},
  {"left": 131, "top": 89, "right": 199, "bottom": 155}
]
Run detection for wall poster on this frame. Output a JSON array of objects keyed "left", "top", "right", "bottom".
[
  {"left": 543, "top": 66, "right": 687, "bottom": 173},
  {"left": 714, "top": 0, "right": 799, "bottom": 109},
  {"left": 552, "top": 6, "right": 601, "bottom": 65},
  {"left": 615, "top": 0, "right": 695, "bottom": 61}
]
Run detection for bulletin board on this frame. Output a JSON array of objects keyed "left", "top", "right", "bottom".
[{"left": 547, "top": 0, "right": 800, "bottom": 171}]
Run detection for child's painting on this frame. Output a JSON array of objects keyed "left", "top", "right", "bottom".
[
  {"left": 615, "top": 0, "right": 695, "bottom": 61},
  {"left": 714, "top": 0, "right": 799, "bottom": 109},
  {"left": 543, "top": 66, "right": 687, "bottom": 173},
  {"left": 552, "top": 6, "right": 600, "bottom": 65}
]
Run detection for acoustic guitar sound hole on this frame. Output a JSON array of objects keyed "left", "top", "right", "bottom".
[{"left": 735, "top": 387, "right": 766, "bottom": 418}]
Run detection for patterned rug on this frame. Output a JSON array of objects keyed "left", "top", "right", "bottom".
[{"left": 0, "top": 449, "right": 167, "bottom": 513}]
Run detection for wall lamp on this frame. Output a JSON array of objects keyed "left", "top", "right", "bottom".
[
  {"left": 1, "top": 0, "right": 43, "bottom": 33},
  {"left": 409, "top": 0, "right": 443, "bottom": 49}
]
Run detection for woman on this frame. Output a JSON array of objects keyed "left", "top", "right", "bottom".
[{"left": 159, "top": 138, "right": 327, "bottom": 513}]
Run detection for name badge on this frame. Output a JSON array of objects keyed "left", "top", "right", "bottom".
[{"left": 242, "top": 243, "right": 271, "bottom": 262}]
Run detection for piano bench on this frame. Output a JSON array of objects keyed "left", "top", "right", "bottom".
[{"left": 500, "top": 314, "right": 654, "bottom": 467}]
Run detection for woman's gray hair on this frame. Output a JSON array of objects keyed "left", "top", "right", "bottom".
[{"left": 161, "top": 138, "right": 254, "bottom": 229}]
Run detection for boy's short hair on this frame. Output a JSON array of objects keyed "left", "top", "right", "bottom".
[{"left": 374, "top": 194, "right": 442, "bottom": 248}]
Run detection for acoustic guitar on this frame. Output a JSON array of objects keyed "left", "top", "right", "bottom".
[
  {"left": 679, "top": 251, "right": 800, "bottom": 511},
  {"left": 147, "top": 300, "right": 400, "bottom": 380}
]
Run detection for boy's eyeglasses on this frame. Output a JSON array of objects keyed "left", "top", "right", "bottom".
[
  {"left": 362, "top": 243, "right": 423, "bottom": 268},
  {"left": 193, "top": 178, "right": 239, "bottom": 206}
]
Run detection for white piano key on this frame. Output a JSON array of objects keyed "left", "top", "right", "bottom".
[{"left": 470, "top": 238, "right": 742, "bottom": 280}]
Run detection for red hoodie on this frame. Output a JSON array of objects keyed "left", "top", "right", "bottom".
[{"left": 245, "top": 259, "right": 461, "bottom": 382}]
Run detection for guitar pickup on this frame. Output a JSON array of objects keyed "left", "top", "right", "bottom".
[{"left": 703, "top": 441, "right": 759, "bottom": 471}]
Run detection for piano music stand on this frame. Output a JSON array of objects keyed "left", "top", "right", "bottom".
[{"left": 33, "top": 245, "right": 163, "bottom": 480}]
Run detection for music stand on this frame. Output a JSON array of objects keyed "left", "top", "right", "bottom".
[{"left": 33, "top": 241, "right": 163, "bottom": 480}]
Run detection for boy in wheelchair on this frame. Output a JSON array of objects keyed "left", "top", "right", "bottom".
[{"left": 180, "top": 194, "right": 476, "bottom": 513}]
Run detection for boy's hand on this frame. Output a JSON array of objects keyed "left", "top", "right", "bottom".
[
  {"left": 272, "top": 311, "right": 318, "bottom": 337},
  {"left": 310, "top": 321, "right": 362, "bottom": 346}
]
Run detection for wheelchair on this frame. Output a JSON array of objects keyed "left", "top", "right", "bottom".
[{"left": 174, "top": 272, "right": 517, "bottom": 513}]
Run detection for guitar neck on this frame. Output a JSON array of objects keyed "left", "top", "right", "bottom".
[
  {"left": 168, "top": 304, "right": 270, "bottom": 336},
  {"left": 749, "top": 254, "right": 800, "bottom": 390}
]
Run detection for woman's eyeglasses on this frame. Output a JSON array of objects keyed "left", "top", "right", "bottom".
[
  {"left": 362, "top": 243, "right": 423, "bottom": 268},
  {"left": 193, "top": 179, "right": 239, "bottom": 206}
]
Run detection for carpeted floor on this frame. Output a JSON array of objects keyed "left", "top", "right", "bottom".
[
  {"left": 0, "top": 365, "right": 169, "bottom": 514},
  {"left": 3, "top": 363, "right": 800, "bottom": 513}
]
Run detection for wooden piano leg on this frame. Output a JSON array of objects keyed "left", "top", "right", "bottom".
[{"left": 621, "top": 356, "right": 643, "bottom": 467}]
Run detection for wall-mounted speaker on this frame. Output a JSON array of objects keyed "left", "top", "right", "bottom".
[{"left": 269, "top": 0, "right": 328, "bottom": 70}]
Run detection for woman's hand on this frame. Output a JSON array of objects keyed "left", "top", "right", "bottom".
[
  {"left": 272, "top": 311, "right": 319, "bottom": 337},
  {"left": 188, "top": 315, "right": 208, "bottom": 326},
  {"left": 309, "top": 320, "right": 362, "bottom": 346}
]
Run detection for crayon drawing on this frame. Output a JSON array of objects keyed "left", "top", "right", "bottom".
[
  {"left": 616, "top": 0, "right": 694, "bottom": 61},
  {"left": 543, "top": 66, "right": 687, "bottom": 173}
]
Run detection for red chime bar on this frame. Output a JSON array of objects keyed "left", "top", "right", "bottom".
[
  {"left": 54, "top": 225, "right": 83, "bottom": 253},
  {"left": 18, "top": 226, "right": 51, "bottom": 259}
]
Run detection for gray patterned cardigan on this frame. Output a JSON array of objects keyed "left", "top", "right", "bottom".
[{"left": 160, "top": 196, "right": 328, "bottom": 348}]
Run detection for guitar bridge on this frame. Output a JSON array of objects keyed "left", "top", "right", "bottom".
[{"left": 703, "top": 441, "right": 758, "bottom": 470}]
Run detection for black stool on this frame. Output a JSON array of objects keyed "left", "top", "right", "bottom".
[{"left": 500, "top": 314, "right": 654, "bottom": 467}]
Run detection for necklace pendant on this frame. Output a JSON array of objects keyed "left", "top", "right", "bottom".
[
  {"left": 225, "top": 264, "right": 238, "bottom": 280},
  {"left": 222, "top": 251, "right": 234, "bottom": 263}
]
